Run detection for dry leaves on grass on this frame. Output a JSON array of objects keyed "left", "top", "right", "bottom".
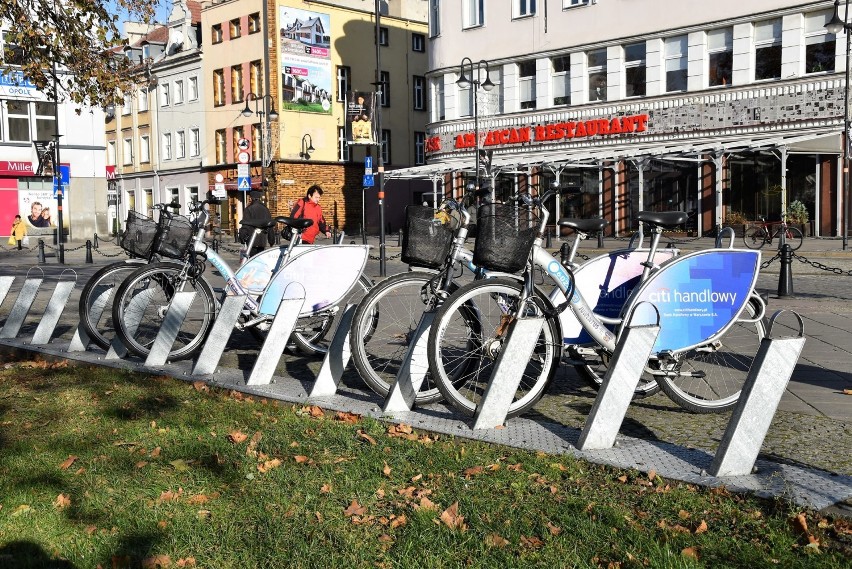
[
  {"left": 58, "top": 455, "right": 78, "bottom": 470},
  {"left": 344, "top": 500, "right": 367, "bottom": 517},
  {"left": 438, "top": 502, "right": 467, "bottom": 531},
  {"left": 141, "top": 554, "right": 171, "bottom": 568},
  {"left": 53, "top": 494, "right": 71, "bottom": 509},
  {"left": 486, "top": 534, "right": 510, "bottom": 548},
  {"left": 257, "top": 458, "right": 282, "bottom": 473},
  {"left": 681, "top": 547, "right": 699, "bottom": 560},
  {"left": 357, "top": 430, "right": 377, "bottom": 445},
  {"left": 227, "top": 430, "right": 248, "bottom": 444},
  {"left": 335, "top": 411, "right": 361, "bottom": 424}
]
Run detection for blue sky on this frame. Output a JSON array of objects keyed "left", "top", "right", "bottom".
[{"left": 106, "top": 0, "right": 172, "bottom": 32}]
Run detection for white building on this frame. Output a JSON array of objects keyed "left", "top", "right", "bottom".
[{"left": 400, "top": 0, "right": 850, "bottom": 238}]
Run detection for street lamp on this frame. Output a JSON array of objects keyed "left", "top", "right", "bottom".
[
  {"left": 299, "top": 134, "right": 315, "bottom": 160},
  {"left": 241, "top": 92, "right": 279, "bottom": 191},
  {"left": 827, "top": 0, "right": 850, "bottom": 250},
  {"left": 457, "top": 57, "right": 494, "bottom": 200}
]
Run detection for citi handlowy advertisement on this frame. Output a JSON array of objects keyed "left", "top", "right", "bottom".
[{"left": 626, "top": 250, "right": 760, "bottom": 353}]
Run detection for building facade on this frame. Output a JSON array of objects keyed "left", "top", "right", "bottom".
[{"left": 401, "top": 0, "right": 850, "bottom": 238}]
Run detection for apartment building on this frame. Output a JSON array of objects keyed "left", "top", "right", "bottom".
[{"left": 399, "top": 0, "right": 849, "bottom": 238}]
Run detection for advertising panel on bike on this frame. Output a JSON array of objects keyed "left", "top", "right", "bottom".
[{"left": 626, "top": 250, "right": 760, "bottom": 353}]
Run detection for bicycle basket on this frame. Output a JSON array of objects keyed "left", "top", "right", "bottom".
[
  {"left": 401, "top": 205, "right": 454, "bottom": 269},
  {"left": 157, "top": 214, "right": 194, "bottom": 259},
  {"left": 120, "top": 211, "right": 159, "bottom": 259},
  {"left": 472, "top": 203, "right": 538, "bottom": 274}
]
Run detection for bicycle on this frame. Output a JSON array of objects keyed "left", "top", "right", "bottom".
[
  {"left": 427, "top": 192, "right": 767, "bottom": 418},
  {"left": 78, "top": 202, "right": 185, "bottom": 349},
  {"left": 743, "top": 214, "right": 803, "bottom": 251},
  {"left": 348, "top": 196, "right": 677, "bottom": 406},
  {"left": 110, "top": 200, "right": 372, "bottom": 361}
]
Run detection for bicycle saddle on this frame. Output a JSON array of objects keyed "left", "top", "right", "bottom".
[
  {"left": 636, "top": 211, "right": 688, "bottom": 228},
  {"left": 278, "top": 216, "right": 314, "bottom": 230},
  {"left": 557, "top": 218, "right": 608, "bottom": 233},
  {"left": 240, "top": 219, "right": 278, "bottom": 229}
]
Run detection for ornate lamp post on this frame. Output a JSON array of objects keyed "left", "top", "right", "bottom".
[
  {"left": 241, "top": 93, "right": 279, "bottom": 193},
  {"left": 827, "top": 0, "right": 851, "bottom": 249},
  {"left": 299, "top": 134, "right": 315, "bottom": 160},
  {"left": 456, "top": 58, "right": 494, "bottom": 199}
]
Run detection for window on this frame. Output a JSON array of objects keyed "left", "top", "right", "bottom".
[
  {"left": 7, "top": 100, "right": 29, "bottom": 141},
  {"left": 250, "top": 60, "right": 262, "bottom": 95},
  {"left": 458, "top": 76, "right": 472, "bottom": 118},
  {"left": 564, "top": 0, "right": 590, "bottom": 7},
  {"left": 190, "top": 128, "right": 200, "bottom": 157},
  {"left": 381, "top": 130, "right": 391, "bottom": 165},
  {"left": 122, "top": 93, "right": 131, "bottom": 115},
  {"left": 754, "top": 19, "right": 782, "bottom": 81},
  {"left": 336, "top": 66, "right": 350, "bottom": 102},
  {"left": 161, "top": 82, "right": 170, "bottom": 106},
  {"left": 212, "top": 24, "right": 223, "bottom": 44},
  {"left": 413, "top": 76, "right": 426, "bottom": 111},
  {"left": 230, "top": 18, "right": 241, "bottom": 39},
  {"left": 431, "top": 77, "right": 445, "bottom": 122},
  {"left": 215, "top": 129, "right": 226, "bottom": 163},
  {"left": 623, "top": 42, "right": 646, "bottom": 97},
  {"left": 378, "top": 26, "right": 389, "bottom": 46},
  {"left": 162, "top": 132, "right": 172, "bottom": 160},
  {"left": 189, "top": 76, "right": 199, "bottom": 101},
  {"left": 338, "top": 127, "right": 350, "bottom": 162},
  {"left": 107, "top": 140, "right": 116, "bottom": 165},
  {"left": 414, "top": 132, "right": 426, "bottom": 165},
  {"left": 140, "top": 134, "right": 150, "bottom": 163},
  {"left": 463, "top": 0, "right": 484, "bottom": 29},
  {"left": 1, "top": 30, "right": 24, "bottom": 66},
  {"left": 176, "top": 130, "right": 186, "bottom": 159},
  {"left": 231, "top": 65, "right": 244, "bottom": 103},
  {"left": 518, "top": 60, "right": 536, "bottom": 110},
  {"left": 251, "top": 124, "right": 261, "bottom": 158},
  {"left": 138, "top": 87, "right": 149, "bottom": 111},
  {"left": 232, "top": 126, "right": 244, "bottom": 158},
  {"left": 514, "top": 0, "right": 536, "bottom": 18},
  {"left": 665, "top": 35, "right": 688, "bottom": 92},
  {"left": 249, "top": 12, "right": 261, "bottom": 34},
  {"left": 169, "top": 187, "right": 180, "bottom": 207},
  {"left": 34, "top": 102, "right": 55, "bottom": 141},
  {"left": 587, "top": 48, "right": 607, "bottom": 101},
  {"left": 188, "top": 186, "right": 199, "bottom": 205},
  {"left": 429, "top": 0, "right": 440, "bottom": 37},
  {"left": 412, "top": 33, "right": 425, "bottom": 52},
  {"left": 380, "top": 70, "right": 390, "bottom": 107},
  {"left": 805, "top": 10, "right": 836, "bottom": 74},
  {"left": 552, "top": 55, "right": 571, "bottom": 105},
  {"left": 213, "top": 69, "right": 225, "bottom": 106},
  {"left": 708, "top": 28, "right": 733, "bottom": 87},
  {"left": 174, "top": 79, "right": 184, "bottom": 104},
  {"left": 123, "top": 137, "right": 133, "bottom": 165}
]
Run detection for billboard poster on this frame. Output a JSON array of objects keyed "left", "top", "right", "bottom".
[
  {"left": 18, "top": 185, "right": 68, "bottom": 235},
  {"left": 346, "top": 91, "right": 376, "bottom": 145},
  {"left": 279, "top": 7, "right": 333, "bottom": 114}
]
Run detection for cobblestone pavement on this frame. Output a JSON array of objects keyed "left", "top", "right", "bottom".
[{"left": 0, "top": 234, "right": 850, "bottom": 482}]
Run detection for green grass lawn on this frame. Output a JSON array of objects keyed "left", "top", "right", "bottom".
[{"left": 0, "top": 358, "right": 849, "bottom": 568}]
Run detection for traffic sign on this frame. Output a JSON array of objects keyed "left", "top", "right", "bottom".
[
  {"left": 53, "top": 164, "right": 70, "bottom": 197},
  {"left": 363, "top": 174, "right": 375, "bottom": 187},
  {"left": 238, "top": 151, "right": 251, "bottom": 164},
  {"left": 237, "top": 164, "right": 249, "bottom": 177},
  {"left": 237, "top": 137, "right": 251, "bottom": 152},
  {"left": 238, "top": 177, "right": 251, "bottom": 190},
  {"left": 365, "top": 156, "right": 373, "bottom": 170}
]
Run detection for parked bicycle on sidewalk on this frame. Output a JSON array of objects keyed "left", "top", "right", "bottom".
[{"left": 743, "top": 213, "right": 803, "bottom": 251}]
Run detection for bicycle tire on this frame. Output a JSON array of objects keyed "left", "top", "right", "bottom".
[
  {"left": 427, "top": 278, "right": 560, "bottom": 418},
  {"left": 112, "top": 261, "right": 217, "bottom": 361},
  {"left": 742, "top": 227, "right": 767, "bottom": 249},
  {"left": 655, "top": 299, "right": 765, "bottom": 413},
  {"left": 349, "top": 271, "right": 452, "bottom": 404},
  {"left": 776, "top": 226, "right": 803, "bottom": 251},
  {"left": 78, "top": 259, "right": 148, "bottom": 349}
]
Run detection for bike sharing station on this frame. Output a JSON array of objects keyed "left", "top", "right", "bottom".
[{"left": 1, "top": 237, "right": 851, "bottom": 513}]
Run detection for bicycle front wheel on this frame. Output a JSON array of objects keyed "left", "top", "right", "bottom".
[
  {"left": 427, "top": 278, "right": 560, "bottom": 418},
  {"left": 742, "top": 227, "right": 767, "bottom": 249},
  {"left": 112, "top": 262, "right": 217, "bottom": 361},
  {"left": 349, "top": 271, "right": 451, "bottom": 404},
  {"left": 655, "top": 299, "right": 765, "bottom": 413},
  {"left": 78, "top": 259, "right": 147, "bottom": 349},
  {"left": 777, "top": 226, "right": 803, "bottom": 251}
]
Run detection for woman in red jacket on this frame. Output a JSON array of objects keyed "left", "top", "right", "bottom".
[{"left": 291, "top": 184, "right": 332, "bottom": 244}]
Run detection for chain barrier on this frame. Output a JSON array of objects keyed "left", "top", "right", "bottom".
[
  {"left": 42, "top": 242, "right": 87, "bottom": 253},
  {"left": 760, "top": 253, "right": 779, "bottom": 270},
  {"left": 369, "top": 252, "right": 402, "bottom": 261},
  {"left": 792, "top": 252, "right": 852, "bottom": 276},
  {"left": 93, "top": 247, "right": 128, "bottom": 258}
]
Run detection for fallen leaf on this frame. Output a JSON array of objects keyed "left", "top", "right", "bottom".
[
  {"left": 11, "top": 504, "right": 32, "bottom": 517},
  {"left": 390, "top": 514, "right": 407, "bottom": 528},
  {"left": 59, "top": 456, "right": 78, "bottom": 470},
  {"left": 150, "top": 447, "right": 161, "bottom": 457},
  {"left": 439, "top": 502, "right": 466, "bottom": 530},
  {"left": 192, "top": 381, "right": 208, "bottom": 392},
  {"left": 792, "top": 513, "right": 809, "bottom": 535},
  {"left": 335, "top": 411, "right": 361, "bottom": 424},
  {"left": 157, "top": 489, "right": 183, "bottom": 503},
  {"left": 321, "top": 483, "right": 332, "bottom": 494},
  {"left": 647, "top": 469, "right": 657, "bottom": 482},
  {"left": 617, "top": 474, "right": 628, "bottom": 483},
  {"left": 258, "top": 458, "right": 282, "bottom": 473},
  {"left": 678, "top": 510, "right": 691, "bottom": 520},
  {"left": 246, "top": 431, "right": 263, "bottom": 457},
  {"left": 157, "top": 520, "right": 168, "bottom": 529},
  {"left": 294, "top": 455, "right": 311, "bottom": 464},
  {"left": 520, "top": 535, "right": 544, "bottom": 549},
  {"left": 141, "top": 554, "right": 171, "bottom": 568},
  {"left": 227, "top": 430, "right": 248, "bottom": 444},
  {"left": 135, "top": 461, "right": 148, "bottom": 469},
  {"left": 547, "top": 521, "right": 562, "bottom": 535},
  {"left": 410, "top": 473, "right": 422, "bottom": 482},
  {"left": 176, "top": 558, "right": 197, "bottom": 567},
  {"left": 486, "top": 534, "right": 510, "bottom": 547},
  {"left": 187, "top": 495, "right": 209, "bottom": 505},
  {"left": 306, "top": 405, "right": 325, "bottom": 417},
  {"left": 357, "top": 430, "right": 377, "bottom": 445},
  {"left": 695, "top": 520, "right": 708, "bottom": 534},
  {"left": 464, "top": 466, "right": 484, "bottom": 478},
  {"left": 382, "top": 463, "right": 392, "bottom": 477},
  {"left": 53, "top": 494, "right": 71, "bottom": 509},
  {"left": 85, "top": 525, "right": 97, "bottom": 535},
  {"left": 416, "top": 497, "right": 437, "bottom": 511},
  {"left": 681, "top": 547, "right": 699, "bottom": 560},
  {"left": 344, "top": 500, "right": 367, "bottom": 517},
  {"left": 378, "top": 534, "right": 393, "bottom": 544},
  {"left": 169, "top": 459, "right": 191, "bottom": 472}
]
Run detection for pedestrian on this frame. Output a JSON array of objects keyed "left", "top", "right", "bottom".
[
  {"left": 10, "top": 215, "right": 27, "bottom": 249},
  {"left": 239, "top": 190, "right": 272, "bottom": 258},
  {"left": 290, "top": 185, "right": 332, "bottom": 244}
]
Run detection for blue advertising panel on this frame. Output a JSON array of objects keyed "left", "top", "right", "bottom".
[
  {"left": 626, "top": 249, "right": 760, "bottom": 353},
  {"left": 53, "top": 164, "right": 70, "bottom": 196}
]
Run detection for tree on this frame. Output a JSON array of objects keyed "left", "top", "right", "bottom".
[{"left": 1, "top": 0, "right": 160, "bottom": 109}]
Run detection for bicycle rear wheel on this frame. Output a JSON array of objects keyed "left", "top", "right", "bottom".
[
  {"left": 112, "top": 262, "right": 217, "bottom": 361},
  {"left": 427, "top": 278, "right": 560, "bottom": 418},
  {"left": 655, "top": 299, "right": 765, "bottom": 413},
  {"left": 78, "top": 259, "right": 147, "bottom": 349},
  {"left": 349, "top": 271, "right": 451, "bottom": 404},
  {"left": 778, "top": 226, "right": 803, "bottom": 251},
  {"left": 742, "top": 227, "right": 767, "bottom": 249},
  {"left": 576, "top": 355, "right": 661, "bottom": 399}
]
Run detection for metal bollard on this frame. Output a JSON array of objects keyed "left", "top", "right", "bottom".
[
  {"left": 597, "top": 230, "right": 604, "bottom": 248},
  {"left": 545, "top": 228, "right": 552, "bottom": 249},
  {"left": 777, "top": 244, "right": 794, "bottom": 297},
  {"left": 361, "top": 224, "right": 367, "bottom": 245},
  {"left": 37, "top": 239, "right": 46, "bottom": 264},
  {"left": 398, "top": 228, "right": 403, "bottom": 247},
  {"left": 85, "top": 240, "right": 93, "bottom": 263},
  {"left": 559, "top": 242, "right": 571, "bottom": 267},
  {"left": 212, "top": 238, "right": 219, "bottom": 253},
  {"left": 93, "top": 233, "right": 99, "bottom": 249}
]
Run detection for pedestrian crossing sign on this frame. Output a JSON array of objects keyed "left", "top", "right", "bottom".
[{"left": 238, "top": 177, "right": 251, "bottom": 190}]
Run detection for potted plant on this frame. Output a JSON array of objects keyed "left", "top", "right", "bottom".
[
  {"left": 786, "top": 200, "right": 810, "bottom": 236},
  {"left": 724, "top": 210, "right": 749, "bottom": 237}
]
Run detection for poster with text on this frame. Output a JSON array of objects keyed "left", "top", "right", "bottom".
[
  {"left": 279, "top": 7, "right": 332, "bottom": 114},
  {"left": 346, "top": 91, "right": 376, "bottom": 145},
  {"left": 18, "top": 187, "right": 67, "bottom": 234}
]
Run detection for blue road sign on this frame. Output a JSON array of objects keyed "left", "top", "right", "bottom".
[
  {"left": 363, "top": 174, "right": 375, "bottom": 187},
  {"left": 238, "top": 177, "right": 251, "bottom": 191},
  {"left": 365, "top": 156, "right": 373, "bottom": 170},
  {"left": 53, "top": 164, "right": 70, "bottom": 196}
]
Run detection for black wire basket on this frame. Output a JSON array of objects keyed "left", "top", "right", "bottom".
[
  {"left": 119, "top": 211, "right": 159, "bottom": 259},
  {"left": 157, "top": 215, "right": 195, "bottom": 259},
  {"left": 401, "top": 205, "right": 454, "bottom": 269},
  {"left": 472, "top": 203, "right": 538, "bottom": 274}
]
